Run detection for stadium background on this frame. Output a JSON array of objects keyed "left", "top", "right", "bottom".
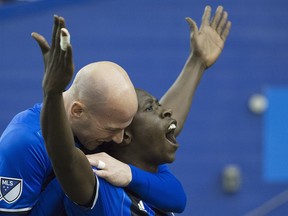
[{"left": 0, "top": 0, "right": 288, "bottom": 215}]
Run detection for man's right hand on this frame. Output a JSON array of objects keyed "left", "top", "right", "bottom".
[
  {"left": 87, "top": 152, "right": 132, "bottom": 187},
  {"left": 31, "top": 15, "right": 74, "bottom": 95}
]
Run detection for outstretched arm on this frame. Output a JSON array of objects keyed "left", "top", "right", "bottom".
[
  {"left": 160, "top": 5, "right": 231, "bottom": 136},
  {"left": 86, "top": 6, "right": 231, "bottom": 212},
  {"left": 87, "top": 153, "right": 186, "bottom": 213},
  {"left": 34, "top": 16, "right": 96, "bottom": 206}
]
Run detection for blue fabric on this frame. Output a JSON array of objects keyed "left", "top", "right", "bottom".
[
  {"left": 0, "top": 103, "right": 53, "bottom": 214},
  {"left": 64, "top": 174, "right": 173, "bottom": 216},
  {"left": 128, "top": 164, "right": 186, "bottom": 213},
  {"left": 0, "top": 103, "right": 186, "bottom": 214},
  {"left": 29, "top": 178, "right": 66, "bottom": 216}
]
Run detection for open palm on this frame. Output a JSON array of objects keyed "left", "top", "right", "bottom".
[{"left": 187, "top": 6, "right": 231, "bottom": 68}]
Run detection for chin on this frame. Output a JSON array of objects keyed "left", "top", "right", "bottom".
[{"left": 165, "top": 154, "right": 176, "bottom": 164}]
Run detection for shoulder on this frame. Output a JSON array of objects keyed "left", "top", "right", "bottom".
[
  {"left": 0, "top": 104, "right": 48, "bottom": 165},
  {"left": 64, "top": 176, "right": 127, "bottom": 215}
]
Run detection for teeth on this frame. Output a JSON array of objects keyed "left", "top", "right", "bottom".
[{"left": 168, "top": 123, "right": 176, "bottom": 131}]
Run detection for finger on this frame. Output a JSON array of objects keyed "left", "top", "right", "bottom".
[
  {"left": 51, "top": 15, "right": 59, "bottom": 50},
  {"left": 87, "top": 158, "right": 106, "bottom": 169},
  {"left": 31, "top": 32, "right": 50, "bottom": 54},
  {"left": 54, "top": 16, "right": 65, "bottom": 55},
  {"left": 185, "top": 17, "right": 199, "bottom": 36},
  {"left": 64, "top": 44, "right": 73, "bottom": 69},
  {"left": 217, "top": 11, "right": 228, "bottom": 35},
  {"left": 221, "top": 21, "right": 232, "bottom": 42},
  {"left": 211, "top": 6, "right": 223, "bottom": 29},
  {"left": 61, "top": 28, "right": 72, "bottom": 65},
  {"left": 97, "top": 160, "right": 106, "bottom": 169},
  {"left": 60, "top": 28, "right": 70, "bottom": 51},
  {"left": 61, "top": 16, "right": 66, "bottom": 28},
  {"left": 201, "top": 5, "right": 211, "bottom": 28},
  {"left": 93, "top": 169, "right": 107, "bottom": 179}
]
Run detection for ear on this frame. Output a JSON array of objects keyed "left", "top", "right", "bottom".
[
  {"left": 71, "top": 101, "right": 84, "bottom": 118},
  {"left": 122, "top": 129, "right": 132, "bottom": 145}
]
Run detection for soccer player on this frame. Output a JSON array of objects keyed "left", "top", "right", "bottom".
[
  {"left": 0, "top": 5, "right": 231, "bottom": 215},
  {"left": 40, "top": 5, "right": 231, "bottom": 215},
  {"left": 63, "top": 88, "right": 186, "bottom": 215}
]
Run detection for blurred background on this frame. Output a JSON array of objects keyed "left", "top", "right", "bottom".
[{"left": 0, "top": 0, "right": 288, "bottom": 215}]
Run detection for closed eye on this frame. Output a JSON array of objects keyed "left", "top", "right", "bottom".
[{"left": 144, "top": 105, "right": 153, "bottom": 112}]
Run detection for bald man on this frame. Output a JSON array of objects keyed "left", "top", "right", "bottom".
[
  {"left": 0, "top": 16, "right": 185, "bottom": 215},
  {"left": 55, "top": 88, "right": 184, "bottom": 215},
  {"left": 41, "top": 6, "right": 231, "bottom": 215},
  {"left": 0, "top": 5, "right": 231, "bottom": 215},
  {"left": 60, "top": 61, "right": 138, "bottom": 150}
]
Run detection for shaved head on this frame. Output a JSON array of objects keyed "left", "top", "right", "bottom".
[
  {"left": 63, "top": 61, "right": 138, "bottom": 149},
  {"left": 72, "top": 61, "right": 134, "bottom": 113}
]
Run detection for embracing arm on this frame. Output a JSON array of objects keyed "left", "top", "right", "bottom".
[
  {"left": 86, "top": 6, "right": 232, "bottom": 212},
  {"left": 160, "top": 5, "right": 231, "bottom": 136},
  {"left": 33, "top": 15, "right": 95, "bottom": 206},
  {"left": 87, "top": 153, "right": 186, "bottom": 212},
  {"left": 128, "top": 164, "right": 186, "bottom": 213}
]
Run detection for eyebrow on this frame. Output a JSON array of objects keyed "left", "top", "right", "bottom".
[{"left": 144, "top": 97, "right": 157, "bottom": 104}]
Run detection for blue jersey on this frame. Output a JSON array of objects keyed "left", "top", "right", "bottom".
[
  {"left": 0, "top": 104, "right": 186, "bottom": 215},
  {"left": 127, "top": 165, "right": 186, "bottom": 213},
  {"left": 64, "top": 173, "right": 174, "bottom": 216},
  {"left": 0, "top": 103, "right": 54, "bottom": 215}
]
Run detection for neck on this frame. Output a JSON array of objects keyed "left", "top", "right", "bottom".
[
  {"left": 130, "top": 160, "right": 158, "bottom": 173},
  {"left": 103, "top": 144, "right": 159, "bottom": 173}
]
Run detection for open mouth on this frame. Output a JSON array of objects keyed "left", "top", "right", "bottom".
[{"left": 166, "top": 121, "right": 177, "bottom": 144}]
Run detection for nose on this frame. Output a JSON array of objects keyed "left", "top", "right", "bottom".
[
  {"left": 161, "top": 108, "right": 172, "bottom": 118},
  {"left": 111, "top": 130, "right": 124, "bottom": 143}
]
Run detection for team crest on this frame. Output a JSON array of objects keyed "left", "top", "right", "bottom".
[{"left": 0, "top": 176, "right": 23, "bottom": 204}]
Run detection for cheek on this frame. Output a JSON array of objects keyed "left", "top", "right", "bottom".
[
  {"left": 81, "top": 123, "right": 104, "bottom": 140},
  {"left": 141, "top": 127, "right": 163, "bottom": 148}
]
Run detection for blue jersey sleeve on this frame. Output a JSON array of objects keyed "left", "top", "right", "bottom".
[
  {"left": 29, "top": 178, "right": 66, "bottom": 216},
  {"left": 127, "top": 164, "right": 187, "bottom": 213},
  {"left": 0, "top": 126, "right": 52, "bottom": 214}
]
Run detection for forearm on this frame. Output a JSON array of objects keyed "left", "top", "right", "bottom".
[
  {"left": 41, "top": 94, "right": 75, "bottom": 165},
  {"left": 160, "top": 54, "right": 206, "bottom": 136},
  {"left": 127, "top": 164, "right": 186, "bottom": 213},
  {"left": 41, "top": 94, "right": 95, "bottom": 205}
]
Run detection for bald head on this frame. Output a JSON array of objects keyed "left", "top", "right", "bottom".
[
  {"left": 72, "top": 62, "right": 133, "bottom": 105},
  {"left": 64, "top": 61, "right": 138, "bottom": 148}
]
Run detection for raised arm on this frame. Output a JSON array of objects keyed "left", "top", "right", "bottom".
[
  {"left": 33, "top": 16, "right": 96, "bottom": 206},
  {"left": 160, "top": 5, "right": 231, "bottom": 135}
]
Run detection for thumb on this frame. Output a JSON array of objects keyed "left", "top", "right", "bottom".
[
  {"left": 31, "top": 32, "right": 50, "bottom": 55},
  {"left": 185, "top": 17, "right": 198, "bottom": 35}
]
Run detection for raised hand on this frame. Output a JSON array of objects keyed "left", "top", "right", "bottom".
[
  {"left": 159, "top": 6, "right": 232, "bottom": 135},
  {"left": 186, "top": 6, "right": 232, "bottom": 68},
  {"left": 31, "top": 15, "right": 74, "bottom": 95}
]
